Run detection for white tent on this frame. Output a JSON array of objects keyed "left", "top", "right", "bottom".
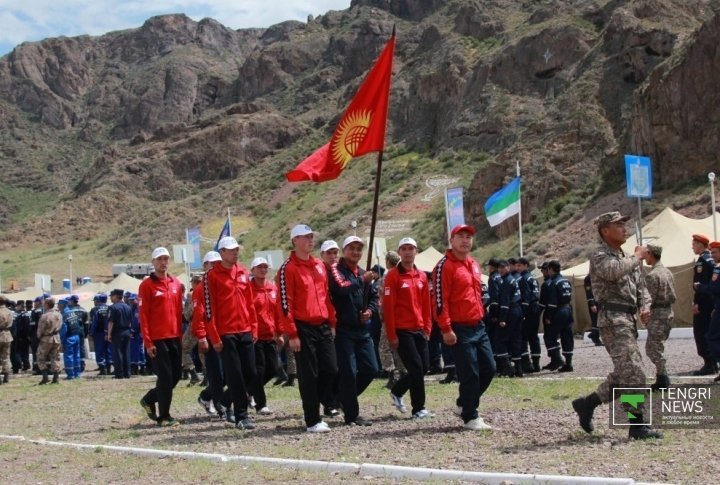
[
  {"left": 415, "top": 246, "right": 445, "bottom": 273},
  {"left": 564, "top": 207, "right": 715, "bottom": 330},
  {"left": 107, "top": 272, "right": 142, "bottom": 294}
]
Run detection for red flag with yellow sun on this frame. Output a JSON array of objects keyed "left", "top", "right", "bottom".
[{"left": 286, "top": 32, "right": 395, "bottom": 183}]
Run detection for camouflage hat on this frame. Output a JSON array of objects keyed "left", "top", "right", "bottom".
[
  {"left": 594, "top": 211, "right": 631, "bottom": 227},
  {"left": 647, "top": 244, "right": 662, "bottom": 259}
]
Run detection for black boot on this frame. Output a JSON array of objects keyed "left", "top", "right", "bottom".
[
  {"left": 521, "top": 355, "right": 534, "bottom": 373},
  {"left": 2, "top": 372, "right": 8, "bottom": 384},
  {"left": 200, "top": 374, "right": 209, "bottom": 387},
  {"left": 542, "top": 349, "right": 564, "bottom": 371},
  {"left": 628, "top": 414, "right": 663, "bottom": 440},
  {"left": 693, "top": 358, "right": 716, "bottom": 376},
  {"left": 51, "top": 372, "right": 59, "bottom": 384},
  {"left": 531, "top": 356, "right": 541, "bottom": 373},
  {"left": 188, "top": 370, "right": 200, "bottom": 385},
  {"left": 131, "top": 364, "right": 138, "bottom": 376},
  {"left": 181, "top": 369, "right": 189, "bottom": 380},
  {"left": 39, "top": 370, "right": 49, "bottom": 385},
  {"left": 498, "top": 357, "right": 513, "bottom": 377},
  {"left": 513, "top": 359, "right": 524, "bottom": 378},
  {"left": 650, "top": 374, "right": 671, "bottom": 391},
  {"left": 589, "top": 329, "right": 603, "bottom": 346},
  {"left": 440, "top": 367, "right": 457, "bottom": 384},
  {"left": 559, "top": 354, "right": 574, "bottom": 373},
  {"left": 99, "top": 365, "right": 107, "bottom": 376},
  {"left": 572, "top": 392, "right": 601, "bottom": 433},
  {"left": 282, "top": 374, "right": 296, "bottom": 387}
]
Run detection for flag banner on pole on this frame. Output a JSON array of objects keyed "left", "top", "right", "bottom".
[
  {"left": 484, "top": 177, "right": 521, "bottom": 227},
  {"left": 213, "top": 218, "right": 231, "bottom": 251},
  {"left": 286, "top": 32, "right": 395, "bottom": 183},
  {"left": 187, "top": 227, "right": 202, "bottom": 270},
  {"left": 445, "top": 187, "right": 465, "bottom": 231}
]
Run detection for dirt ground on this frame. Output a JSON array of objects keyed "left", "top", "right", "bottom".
[{"left": 0, "top": 337, "right": 718, "bottom": 484}]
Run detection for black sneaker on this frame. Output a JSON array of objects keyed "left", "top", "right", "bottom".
[
  {"left": 236, "top": 417, "right": 256, "bottom": 430},
  {"left": 346, "top": 416, "right": 372, "bottom": 426},
  {"left": 324, "top": 407, "right": 340, "bottom": 418},
  {"left": 140, "top": 398, "right": 158, "bottom": 421}
]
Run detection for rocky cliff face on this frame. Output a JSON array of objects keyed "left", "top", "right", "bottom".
[{"left": 0, "top": 0, "right": 718, "bottom": 258}]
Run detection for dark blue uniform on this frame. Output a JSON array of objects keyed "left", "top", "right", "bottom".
[
  {"left": 519, "top": 270, "right": 542, "bottom": 368},
  {"left": 486, "top": 270, "right": 502, "bottom": 355},
  {"left": 695, "top": 264, "right": 720, "bottom": 369},
  {"left": 495, "top": 272, "right": 523, "bottom": 376},
  {"left": 90, "top": 301, "right": 114, "bottom": 373},
  {"left": 693, "top": 250, "right": 715, "bottom": 371},
  {"left": 543, "top": 273, "right": 574, "bottom": 371},
  {"left": 109, "top": 301, "right": 133, "bottom": 379}
]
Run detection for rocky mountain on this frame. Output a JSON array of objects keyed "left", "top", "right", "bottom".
[{"left": 0, "top": 0, "right": 719, "bottom": 284}]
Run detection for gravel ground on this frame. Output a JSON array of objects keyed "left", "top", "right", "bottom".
[{"left": 1, "top": 337, "right": 718, "bottom": 484}]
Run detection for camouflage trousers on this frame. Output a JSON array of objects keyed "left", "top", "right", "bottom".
[
  {"left": 379, "top": 322, "right": 406, "bottom": 373},
  {"left": 181, "top": 327, "right": 205, "bottom": 371},
  {"left": 286, "top": 343, "right": 296, "bottom": 374},
  {"left": 596, "top": 312, "right": 647, "bottom": 413},
  {"left": 645, "top": 308, "right": 673, "bottom": 375},
  {"left": 0, "top": 341, "right": 11, "bottom": 373},
  {"left": 36, "top": 341, "right": 61, "bottom": 373}
]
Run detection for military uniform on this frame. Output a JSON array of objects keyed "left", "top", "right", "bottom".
[
  {"left": 37, "top": 307, "right": 63, "bottom": 383},
  {"left": 692, "top": 246, "right": 716, "bottom": 374},
  {"left": 584, "top": 275, "right": 602, "bottom": 345},
  {"left": 572, "top": 211, "right": 661, "bottom": 440},
  {"left": 544, "top": 268, "right": 574, "bottom": 372},
  {"left": 645, "top": 260, "right": 677, "bottom": 381},
  {"left": 0, "top": 301, "right": 14, "bottom": 381},
  {"left": 518, "top": 269, "right": 542, "bottom": 372}
]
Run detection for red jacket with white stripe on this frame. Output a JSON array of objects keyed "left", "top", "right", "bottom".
[
  {"left": 252, "top": 279, "right": 280, "bottom": 341},
  {"left": 276, "top": 251, "right": 336, "bottom": 339},
  {"left": 431, "top": 250, "right": 485, "bottom": 332},
  {"left": 138, "top": 273, "right": 184, "bottom": 349},
  {"left": 204, "top": 263, "right": 258, "bottom": 345},
  {"left": 382, "top": 264, "right": 432, "bottom": 342}
]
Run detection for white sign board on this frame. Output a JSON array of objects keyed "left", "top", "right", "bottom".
[
  {"left": 173, "top": 244, "right": 195, "bottom": 264},
  {"left": 35, "top": 273, "right": 52, "bottom": 292}
]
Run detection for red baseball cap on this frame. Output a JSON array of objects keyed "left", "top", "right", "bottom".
[{"left": 451, "top": 224, "right": 476, "bottom": 237}]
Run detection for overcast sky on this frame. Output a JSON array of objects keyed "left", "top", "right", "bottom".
[{"left": 0, "top": 1, "right": 352, "bottom": 56}]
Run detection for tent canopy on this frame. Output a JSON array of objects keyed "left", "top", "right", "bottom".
[{"left": 564, "top": 207, "right": 713, "bottom": 329}]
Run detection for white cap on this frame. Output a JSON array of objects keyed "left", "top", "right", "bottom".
[
  {"left": 251, "top": 257, "right": 269, "bottom": 269},
  {"left": 218, "top": 236, "right": 240, "bottom": 250},
  {"left": 320, "top": 240, "right": 339, "bottom": 252},
  {"left": 290, "top": 224, "right": 315, "bottom": 239},
  {"left": 397, "top": 237, "right": 418, "bottom": 249},
  {"left": 342, "top": 236, "right": 364, "bottom": 248},
  {"left": 151, "top": 247, "right": 170, "bottom": 259},
  {"left": 203, "top": 251, "right": 221, "bottom": 263}
]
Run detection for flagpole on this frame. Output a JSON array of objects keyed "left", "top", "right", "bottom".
[
  {"left": 227, "top": 207, "right": 232, "bottom": 236},
  {"left": 363, "top": 151, "right": 384, "bottom": 308},
  {"left": 517, "top": 160, "right": 523, "bottom": 257}
]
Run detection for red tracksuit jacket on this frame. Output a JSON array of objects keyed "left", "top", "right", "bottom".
[
  {"left": 382, "top": 264, "right": 432, "bottom": 342},
  {"left": 276, "top": 251, "right": 336, "bottom": 339},
  {"left": 431, "top": 250, "right": 485, "bottom": 333},
  {"left": 138, "top": 273, "right": 184, "bottom": 349},
  {"left": 252, "top": 279, "right": 280, "bottom": 341},
  {"left": 204, "top": 262, "right": 258, "bottom": 345}
]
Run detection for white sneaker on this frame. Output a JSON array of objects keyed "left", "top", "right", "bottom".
[
  {"left": 306, "top": 421, "right": 331, "bottom": 433},
  {"left": 453, "top": 406, "right": 462, "bottom": 417},
  {"left": 464, "top": 417, "right": 492, "bottom": 430},
  {"left": 257, "top": 406, "right": 272, "bottom": 415},
  {"left": 197, "top": 396, "right": 217, "bottom": 415},
  {"left": 412, "top": 409, "right": 435, "bottom": 419},
  {"left": 391, "top": 392, "right": 407, "bottom": 413}
]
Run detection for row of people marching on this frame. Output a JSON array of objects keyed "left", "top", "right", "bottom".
[{"left": 137, "top": 224, "right": 499, "bottom": 431}]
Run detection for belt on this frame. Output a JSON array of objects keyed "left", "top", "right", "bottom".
[
  {"left": 559, "top": 304, "right": 571, "bottom": 308},
  {"left": 652, "top": 303, "right": 672, "bottom": 309},
  {"left": 601, "top": 302, "right": 637, "bottom": 314}
]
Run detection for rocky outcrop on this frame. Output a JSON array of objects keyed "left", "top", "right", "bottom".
[{"left": 630, "top": 9, "right": 720, "bottom": 186}]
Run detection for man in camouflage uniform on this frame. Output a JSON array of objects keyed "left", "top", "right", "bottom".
[
  {"left": 644, "top": 244, "right": 677, "bottom": 391},
  {"left": 37, "top": 298, "right": 63, "bottom": 385},
  {"left": 572, "top": 211, "right": 662, "bottom": 440},
  {"left": 0, "top": 296, "right": 13, "bottom": 384}
]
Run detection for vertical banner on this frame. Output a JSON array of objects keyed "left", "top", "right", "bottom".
[
  {"left": 445, "top": 187, "right": 465, "bottom": 237},
  {"left": 624, "top": 154, "right": 653, "bottom": 199},
  {"left": 186, "top": 227, "right": 202, "bottom": 270}
]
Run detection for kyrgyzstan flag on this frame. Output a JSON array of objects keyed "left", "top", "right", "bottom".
[{"left": 286, "top": 31, "right": 395, "bottom": 183}]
